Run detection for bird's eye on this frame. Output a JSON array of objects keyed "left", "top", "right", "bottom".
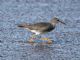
[{"left": 57, "top": 19, "right": 59, "bottom": 21}]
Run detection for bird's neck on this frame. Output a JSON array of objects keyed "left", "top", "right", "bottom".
[{"left": 51, "top": 23, "right": 57, "bottom": 26}]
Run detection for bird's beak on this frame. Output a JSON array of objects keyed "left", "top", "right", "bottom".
[{"left": 59, "top": 20, "right": 66, "bottom": 25}]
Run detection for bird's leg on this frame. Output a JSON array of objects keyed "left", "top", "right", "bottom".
[
  {"left": 28, "top": 34, "right": 35, "bottom": 43},
  {"left": 31, "top": 34, "right": 37, "bottom": 40},
  {"left": 31, "top": 34, "right": 41, "bottom": 39},
  {"left": 28, "top": 34, "right": 41, "bottom": 43}
]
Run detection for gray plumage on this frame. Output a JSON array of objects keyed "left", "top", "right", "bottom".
[
  {"left": 18, "top": 17, "right": 65, "bottom": 35},
  {"left": 18, "top": 22, "right": 55, "bottom": 33}
]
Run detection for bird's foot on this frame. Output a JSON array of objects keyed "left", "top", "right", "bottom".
[
  {"left": 47, "top": 40, "right": 53, "bottom": 44},
  {"left": 28, "top": 38, "right": 35, "bottom": 45}
]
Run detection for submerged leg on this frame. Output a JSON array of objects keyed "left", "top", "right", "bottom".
[
  {"left": 31, "top": 34, "right": 41, "bottom": 39},
  {"left": 28, "top": 34, "right": 41, "bottom": 43}
]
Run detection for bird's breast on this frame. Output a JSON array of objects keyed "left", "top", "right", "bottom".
[{"left": 43, "top": 26, "right": 55, "bottom": 32}]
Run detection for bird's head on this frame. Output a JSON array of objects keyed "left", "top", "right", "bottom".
[{"left": 50, "top": 17, "right": 66, "bottom": 25}]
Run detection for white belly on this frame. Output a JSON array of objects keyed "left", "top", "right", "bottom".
[
  {"left": 31, "top": 30, "right": 41, "bottom": 35},
  {"left": 26, "top": 28, "right": 41, "bottom": 35}
]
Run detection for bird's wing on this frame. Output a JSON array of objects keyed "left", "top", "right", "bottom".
[
  {"left": 29, "top": 23, "right": 51, "bottom": 31},
  {"left": 18, "top": 22, "right": 54, "bottom": 32}
]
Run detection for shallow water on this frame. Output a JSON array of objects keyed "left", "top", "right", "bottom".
[{"left": 0, "top": 0, "right": 80, "bottom": 60}]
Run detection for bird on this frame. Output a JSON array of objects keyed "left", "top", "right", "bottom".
[{"left": 18, "top": 17, "right": 66, "bottom": 43}]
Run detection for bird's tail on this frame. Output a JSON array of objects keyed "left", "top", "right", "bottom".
[{"left": 17, "top": 23, "right": 30, "bottom": 28}]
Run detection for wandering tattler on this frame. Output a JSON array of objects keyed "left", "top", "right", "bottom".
[{"left": 18, "top": 17, "right": 65, "bottom": 43}]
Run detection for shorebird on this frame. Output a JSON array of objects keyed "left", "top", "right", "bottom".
[{"left": 18, "top": 17, "right": 65, "bottom": 43}]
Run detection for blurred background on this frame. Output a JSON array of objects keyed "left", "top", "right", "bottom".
[{"left": 0, "top": 0, "right": 80, "bottom": 60}]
